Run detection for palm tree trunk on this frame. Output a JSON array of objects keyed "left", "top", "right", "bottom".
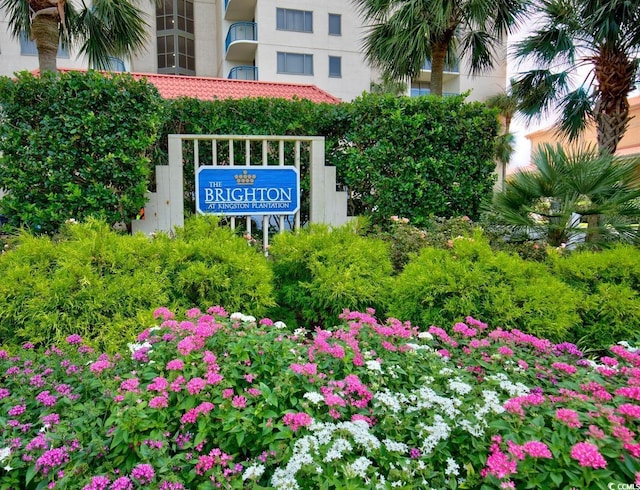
[
  {"left": 31, "top": 13, "right": 60, "bottom": 73},
  {"left": 430, "top": 41, "right": 448, "bottom": 97}
]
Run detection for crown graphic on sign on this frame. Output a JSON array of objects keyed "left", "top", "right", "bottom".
[{"left": 234, "top": 170, "right": 256, "bottom": 185}]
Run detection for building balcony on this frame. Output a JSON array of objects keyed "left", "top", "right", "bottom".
[
  {"left": 417, "top": 58, "right": 460, "bottom": 84},
  {"left": 224, "top": 0, "right": 256, "bottom": 21},
  {"left": 410, "top": 88, "right": 458, "bottom": 97},
  {"left": 228, "top": 65, "right": 258, "bottom": 80},
  {"left": 225, "top": 22, "right": 258, "bottom": 61}
]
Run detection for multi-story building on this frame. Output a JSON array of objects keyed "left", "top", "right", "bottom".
[{"left": 1, "top": 0, "right": 507, "bottom": 102}]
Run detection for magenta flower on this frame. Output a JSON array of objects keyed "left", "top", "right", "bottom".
[
  {"left": 149, "top": 396, "right": 169, "bottom": 409},
  {"left": 618, "top": 403, "right": 640, "bottom": 419},
  {"left": 186, "top": 377, "right": 206, "bottom": 395},
  {"left": 36, "top": 448, "right": 70, "bottom": 475},
  {"left": 83, "top": 476, "right": 111, "bottom": 490},
  {"left": 165, "top": 359, "right": 185, "bottom": 371},
  {"left": 66, "top": 334, "right": 82, "bottom": 345},
  {"left": 282, "top": 412, "right": 313, "bottom": 432},
  {"left": 232, "top": 395, "right": 247, "bottom": 408},
  {"left": 556, "top": 408, "right": 582, "bottom": 428},
  {"left": 570, "top": 442, "right": 607, "bottom": 469},
  {"left": 522, "top": 441, "right": 552, "bottom": 458},
  {"left": 109, "top": 477, "right": 133, "bottom": 490},
  {"left": 131, "top": 463, "right": 155, "bottom": 484}
]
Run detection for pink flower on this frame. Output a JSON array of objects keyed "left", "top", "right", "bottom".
[
  {"left": 109, "top": 477, "right": 133, "bottom": 490},
  {"left": 232, "top": 395, "right": 247, "bottom": 408},
  {"left": 153, "top": 307, "right": 175, "bottom": 320},
  {"left": 484, "top": 450, "right": 517, "bottom": 479},
  {"left": 498, "top": 346, "right": 514, "bottom": 357},
  {"left": 222, "top": 389, "right": 234, "bottom": 399},
  {"left": 556, "top": 408, "right": 582, "bottom": 428},
  {"left": 618, "top": 403, "right": 640, "bottom": 419},
  {"left": 147, "top": 377, "right": 169, "bottom": 392},
  {"left": 89, "top": 360, "right": 112, "bottom": 374},
  {"left": 131, "top": 463, "right": 155, "bottom": 484},
  {"left": 83, "top": 476, "right": 110, "bottom": 490},
  {"left": 66, "top": 334, "right": 82, "bottom": 345},
  {"left": 282, "top": 412, "right": 313, "bottom": 432},
  {"left": 149, "top": 396, "right": 168, "bottom": 409},
  {"left": 166, "top": 359, "right": 184, "bottom": 371},
  {"left": 552, "top": 362, "right": 577, "bottom": 374},
  {"left": 186, "top": 377, "right": 206, "bottom": 395},
  {"left": 570, "top": 442, "right": 607, "bottom": 469},
  {"left": 522, "top": 441, "right": 552, "bottom": 458}
]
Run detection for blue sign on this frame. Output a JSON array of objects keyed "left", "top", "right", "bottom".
[{"left": 196, "top": 166, "right": 300, "bottom": 216}]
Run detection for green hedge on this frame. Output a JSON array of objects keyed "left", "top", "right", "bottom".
[
  {"left": 387, "top": 233, "right": 581, "bottom": 342},
  {"left": 268, "top": 220, "right": 393, "bottom": 328},
  {"left": 0, "top": 218, "right": 273, "bottom": 352},
  {"left": 0, "top": 71, "right": 164, "bottom": 234}
]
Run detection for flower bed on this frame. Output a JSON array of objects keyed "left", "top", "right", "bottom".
[{"left": 1, "top": 307, "right": 639, "bottom": 489}]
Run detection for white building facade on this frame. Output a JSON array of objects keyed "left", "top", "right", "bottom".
[{"left": 1, "top": 0, "right": 507, "bottom": 103}]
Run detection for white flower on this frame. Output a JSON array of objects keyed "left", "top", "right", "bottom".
[
  {"left": 293, "top": 328, "right": 306, "bottom": 337},
  {"left": 418, "top": 332, "right": 433, "bottom": 340},
  {"left": 445, "top": 457, "right": 460, "bottom": 476},
  {"left": 383, "top": 439, "right": 408, "bottom": 453},
  {"left": 230, "top": 312, "right": 256, "bottom": 323},
  {"left": 274, "top": 321, "right": 287, "bottom": 329},
  {"left": 303, "top": 392, "right": 324, "bottom": 404},
  {"left": 346, "top": 456, "right": 371, "bottom": 478},
  {"left": 448, "top": 378, "right": 472, "bottom": 396},
  {"left": 324, "top": 438, "right": 353, "bottom": 462},
  {"left": 366, "top": 360, "right": 382, "bottom": 372},
  {"left": 0, "top": 447, "right": 10, "bottom": 463},
  {"left": 3, "top": 463, "right": 12, "bottom": 472},
  {"left": 242, "top": 464, "right": 265, "bottom": 481},
  {"left": 127, "top": 341, "right": 152, "bottom": 354}
]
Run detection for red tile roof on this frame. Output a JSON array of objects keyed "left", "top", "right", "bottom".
[
  {"left": 37, "top": 69, "right": 342, "bottom": 103},
  {"left": 127, "top": 72, "right": 342, "bottom": 104}
]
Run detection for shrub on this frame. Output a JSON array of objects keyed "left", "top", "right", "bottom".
[
  {"left": 268, "top": 220, "right": 393, "bottom": 327},
  {"left": 0, "top": 307, "right": 638, "bottom": 489},
  {"left": 162, "top": 216, "right": 275, "bottom": 316},
  {"left": 550, "top": 245, "right": 640, "bottom": 349},
  {"left": 0, "top": 71, "right": 164, "bottom": 234},
  {"left": 388, "top": 233, "right": 581, "bottom": 342},
  {"left": 0, "top": 217, "right": 274, "bottom": 352},
  {"left": 328, "top": 93, "right": 498, "bottom": 225},
  {"left": 0, "top": 220, "right": 169, "bottom": 352}
]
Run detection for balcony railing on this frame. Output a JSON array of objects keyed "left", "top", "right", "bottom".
[
  {"left": 228, "top": 66, "right": 258, "bottom": 80},
  {"left": 224, "top": 0, "right": 257, "bottom": 20},
  {"left": 421, "top": 59, "right": 460, "bottom": 73},
  {"left": 410, "top": 88, "right": 458, "bottom": 97},
  {"left": 225, "top": 22, "right": 258, "bottom": 60}
]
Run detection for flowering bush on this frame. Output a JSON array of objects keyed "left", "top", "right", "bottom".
[{"left": 1, "top": 307, "right": 639, "bottom": 489}]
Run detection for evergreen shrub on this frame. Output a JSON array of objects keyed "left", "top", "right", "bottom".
[
  {"left": 388, "top": 233, "right": 581, "bottom": 342},
  {"left": 0, "top": 71, "right": 164, "bottom": 234},
  {"left": 268, "top": 220, "right": 393, "bottom": 328},
  {"left": 550, "top": 245, "right": 640, "bottom": 349}
]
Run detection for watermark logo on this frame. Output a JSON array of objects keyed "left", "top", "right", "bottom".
[{"left": 608, "top": 483, "right": 640, "bottom": 490}]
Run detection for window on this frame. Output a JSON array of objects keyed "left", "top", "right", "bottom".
[
  {"left": 328, "top": 14, "right": 341, "bottom": 36},
  {"left": 277, "top": 52, "right": 313, "bottom": 75},
  {"left": 329, "top": 56, "right": 341, "bottom": 77},
  {"left": 156, "top": 0, "right": 195, "bottom": 75},
  {"left": 20, "top": 33, "right": 69, "bottom": 58},
  {"left": 276, "top": 8, "right": 312, "bottom": 33}
]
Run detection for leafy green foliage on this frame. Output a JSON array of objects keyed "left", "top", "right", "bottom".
[
  {"left": 388, "top": 233, "right": 581, "bottom": 342},
  {"left": 0, "top": 217, "right": 274, "bottom": 352},
  {"left": 0, "top": 71, "right": 164, "bottom": 234},
  {"left": 163, "top": 215, "right": 275, "bottom": 316},
  {"left": 268, "top": 220, "right": 393, "bottom": 327},
  {"left": 327, "top": 93, "right": 498, "bottom": 226},
  {"left": 550, "top": 245, "right": 640, "bottom": 349}
]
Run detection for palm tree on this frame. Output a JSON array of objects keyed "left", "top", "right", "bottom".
[
  {"left": 486, "top": 89, "right": 519, "bottom": 189},
  {"left": 352, "top": 0, "right": 531, "bottom": 96},
  {"left": 1, "top": 0, "right": 149, "bottom": 73},
  {"left": 512, "top": 0, "right": 640, "bottom": 154},
  {"left": 489, "top": 143, "right": 640, "bottom": 247}
]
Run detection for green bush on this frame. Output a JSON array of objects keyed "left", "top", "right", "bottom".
[
  {"left": 0, "top": 71, "right": 164, "bottom": 234},
  {"left": 0, "top": 217, "right": 274, "bottom": 352},
  {"left": 0, "top": 220, "right": 169, "bottom": 351},
  {"left": 162, "top": 216, "right": 275, "bottom": 316},
  {"left": 328, "top": 93, "right": 498, "bottom": 225},
  {"left": 550, "top": 245, "right": 640, "bottom": 349},
  {"left": 388, "top": 233, "right": 581, "bottom": 342},
  {"left": 268, "top": 220, "right": 393, "bottom": 327}
]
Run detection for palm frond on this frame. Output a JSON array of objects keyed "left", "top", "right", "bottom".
[
  {"left": 511, "top": 70, "right": 570, "bottom": 120},
  {"left": 0, "top": 0, "right": 31, "bottom": 38},
  {"left": 557, "top": 88, "right": 595, "bottom": 141}
]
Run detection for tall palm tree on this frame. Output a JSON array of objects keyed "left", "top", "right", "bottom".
[
  {"left": 489, "top": 143, "right": 640, "bottom": 247},
  {"left": 352, "top": 0, "right": 531, "bottom": 96},
  {"left": 512, "top": 0, "right": 640, "bottom": 154},
  {"left": 1, "top": 0, "right": 149, "bottom": 73},
  {"left": 486, "top": 89, "right": 519, "bottom": 189}
]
